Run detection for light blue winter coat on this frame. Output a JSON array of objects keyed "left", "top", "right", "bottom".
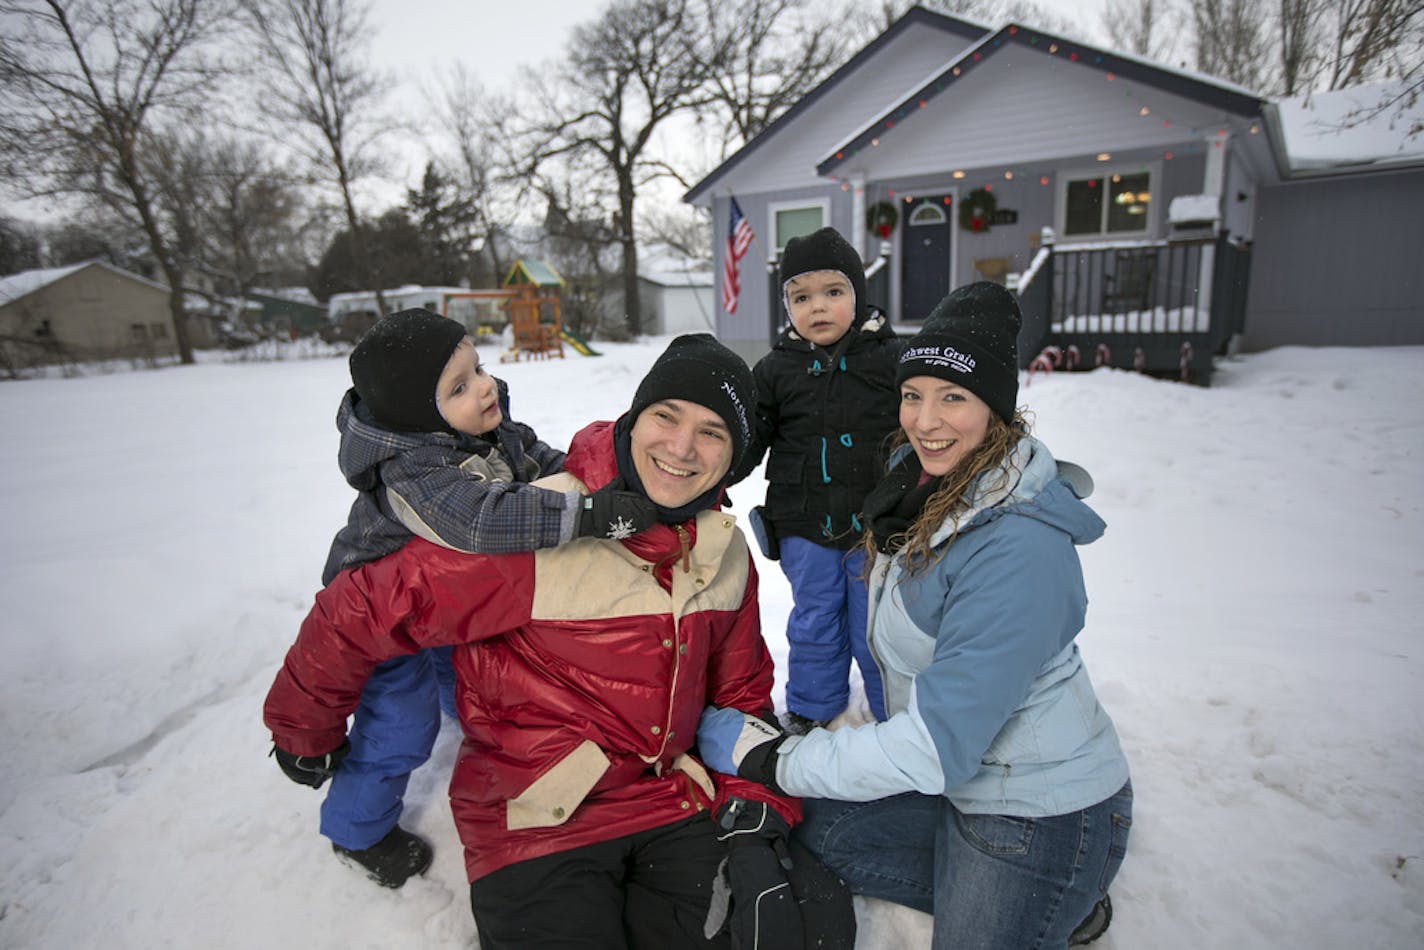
[{"left": 775, "top": 436, "right": 1130, "bottom": 817}]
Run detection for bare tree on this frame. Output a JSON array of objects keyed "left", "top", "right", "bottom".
[
  {"left": 1102, "top": 0, "right": 1181, "bottom": 61},
  {"left": 1277, "top": 0, "right": 1322, "bottom": 94},
  {"left": 1317, "top": 0, "right": 1423, "bottom": 90},
  {"left": 146, "top": 131, "right": 305, "bottom": 298},
  {"left": 1190, "top": 0, "right": 1272, "bottom": 88},
  {"left": 243, "top": 0, "right": 393, "bottom": 314},
  {"left": 693, "top": 0, "right": 848, "bottom": 151},
  {"left": 0, "top": 0, "right": 235, "bottom": 363},
  {"left": 516, "top": 0, "right": 716, "bottom": 336},
  {"left": 428, "top": 66, "right": 521, "bottom": 287}
]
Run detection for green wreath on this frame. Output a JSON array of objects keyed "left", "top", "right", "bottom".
[
  {"left": 959, "top": 187, "right": 997, "bottom": 233},
  {"left": 866, "top": 200, "right": 899, "bottom": 239}
]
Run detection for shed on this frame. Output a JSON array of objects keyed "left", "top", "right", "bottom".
[{"left": 0, "top": 260, "right": 174, "bottom": 370}]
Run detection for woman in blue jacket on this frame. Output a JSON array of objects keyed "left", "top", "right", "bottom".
[{"left": 699, "top": 282, "right": 1132, "bottom": 948}]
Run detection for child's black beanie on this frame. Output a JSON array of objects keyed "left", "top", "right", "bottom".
[
  {"left": 349, "top": 308, "right": 468, "bottom": 433},
  {"left": 777, "top": 227, "right": 868, "bottom": 326}
]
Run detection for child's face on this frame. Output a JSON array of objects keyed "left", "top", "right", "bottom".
[
  {"left": 435, "top": 338, "right": 502, "bottom": 437},
  {"left": 785, "top": 270, "right": 855, "bottom": 347}
]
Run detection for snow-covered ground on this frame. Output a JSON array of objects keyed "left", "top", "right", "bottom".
[{"left": 1, "top": 337, "right": 1421, "bottom": 948}]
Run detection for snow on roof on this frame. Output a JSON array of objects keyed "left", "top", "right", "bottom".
[
  {"left": 1273, "top": 81, "right": 1424, "bottom": 173},
  {"left": 0, "top": 261, "right": 88, "bottom": 305}
]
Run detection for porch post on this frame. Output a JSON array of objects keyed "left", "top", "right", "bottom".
[
  {"left": 1197, "top": 130, "right": 1231, "bottom": 319},
  {"left": 850, "top": 173, "right": 867, "bottom": 258}
]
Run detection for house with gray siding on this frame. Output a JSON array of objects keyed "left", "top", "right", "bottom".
[{"left": 685, "top": 5, "right": 1423, "bottom": 379}]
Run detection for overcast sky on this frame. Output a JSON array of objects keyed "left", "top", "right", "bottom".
[{"left": 3, "top": 0, "right": 1111, "bottom": 226}]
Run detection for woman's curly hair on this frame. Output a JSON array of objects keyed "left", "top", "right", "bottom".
[{"left": 862, "top": 409, "right": 1032, "bottom": 577}]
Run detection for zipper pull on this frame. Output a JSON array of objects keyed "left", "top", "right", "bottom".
[{"left": 676, "top": 524, "right": 691, "bottom": 573}]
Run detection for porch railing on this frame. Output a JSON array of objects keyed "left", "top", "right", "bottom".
[{"left": 1014, "top": 232, "right": 1251, "bottom": 383}]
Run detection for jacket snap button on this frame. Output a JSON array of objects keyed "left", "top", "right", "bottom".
[
  {"left": 678, "top": 643, "right": 687, "bottom": 654},
  {"left": 662, "top": 638, "right": 673, "bottom": 648},
  {"left": 650, "top": 725, "right": 661, "bottom": 735},
  {"left": 722, "top": 519, "right": 732, "bottom": 528},
  {"left": 680, "top": 800, "right": 690, "bottom": 810},
  {"left": 695, "top": 578, "right": 705, "bottom": 586},
  {"left": 552, "top": 806, "right": 565, "bottom": 819}
]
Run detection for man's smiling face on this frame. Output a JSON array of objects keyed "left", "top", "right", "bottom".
[{"left": 628, "top": 398, "right": 733, "bottom": 509}]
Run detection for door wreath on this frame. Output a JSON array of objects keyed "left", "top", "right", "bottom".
[
  {"left": 866, "top": 200, "right": 899, "bottom": 239},
  {"left": 960, "top": 187, "right": 997, "bottom": 233}
]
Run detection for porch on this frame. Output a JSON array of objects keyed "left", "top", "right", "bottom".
[{"left": 1011, "top": 231, "right": 1251, "bottom": 384}]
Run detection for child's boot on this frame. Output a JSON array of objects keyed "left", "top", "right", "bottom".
[{"left": 332, "top": 826, "right": 433, "bottom": 888}]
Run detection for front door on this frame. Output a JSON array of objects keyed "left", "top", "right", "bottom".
[{"left": 900, "top": 196, "right": 953, "bottom": 323}]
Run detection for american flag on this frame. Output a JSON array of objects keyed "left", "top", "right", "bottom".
[{"left": 721, "top": 197, "right": 754, "bottom": 314}]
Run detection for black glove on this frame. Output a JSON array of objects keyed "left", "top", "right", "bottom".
[
  {"left": 575, "top": 482, "right": 658, "bottom": 540},
  {"left": 271, "top": 740, "right": 349, "bottom": 789},
  {"left": 706, "top": 797, "right": 804, "bottom": 949}
]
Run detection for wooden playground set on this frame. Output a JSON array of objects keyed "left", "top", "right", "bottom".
[{"left": 439, "top": 259, "right": 597, "bottom": 362}]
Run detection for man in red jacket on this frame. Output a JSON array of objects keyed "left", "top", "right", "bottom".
[{"left": 265, "top": 335, "right": 852, "bottom": 949}]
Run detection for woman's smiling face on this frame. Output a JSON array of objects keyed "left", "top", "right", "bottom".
[
  {"left": 629, "top": 399, "right": 733, "bottom": 508},
  {"left": 898, "top": 376, "right": 992, "bottom": 476}
]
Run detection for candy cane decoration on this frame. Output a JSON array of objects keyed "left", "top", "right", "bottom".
[
  {"left": 1065, "top": 345, "right": 1081, "bottom": 371},
  {"left": 1039, "top": 345, "right": 1063, "bottom": 368},
  {"left": 1026, "top": 351, "right": 1055, "bottom": 386},
  {"left": 1179, "top": 341, "right": 1194, "bottom": 382},
  {"left": 1133, "top": 347, "right": 1146, "bottom": 373},
  {"left": 1095, "top": 343, "right": 1111, "bottom": 368}
]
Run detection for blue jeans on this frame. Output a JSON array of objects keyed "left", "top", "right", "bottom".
[
  {"left": 779, "top": 536, "right": 886, "bottom": 721},
  {"left": 319, "top": 647, "right": 457, "bottom": 849},
  {"left": 795, "top": 783, "right": 1132, "bottom": 949}
]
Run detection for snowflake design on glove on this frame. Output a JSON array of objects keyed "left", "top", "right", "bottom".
[{"left": 606, "top": 516, "right": 639, "bottom": 540}]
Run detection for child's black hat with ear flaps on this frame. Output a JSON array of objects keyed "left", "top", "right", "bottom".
[{"left": 349, "top": 308, "right": 468, "bottom": 433}]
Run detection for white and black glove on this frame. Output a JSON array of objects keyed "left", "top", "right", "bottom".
[
  {"left": 575, "top": 483, "right": 658, "bottom": 540},
  {"left": 696, "top": 706, "right": 788, "bottom": 794}
]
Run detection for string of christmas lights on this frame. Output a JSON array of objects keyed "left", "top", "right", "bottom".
[{"left": 823, "top": 24, "right": 1263, "bottom": 201}]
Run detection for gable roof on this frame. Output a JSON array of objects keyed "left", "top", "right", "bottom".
[
  {"left": 817, "top": 23, "right": 1265, "bottom": 178},
  {"left": 682, "top": 6, "right": 989, "bottom": 204},
  {"left": 503, "top": 259, "right": 564, "bottom": 288},
  {"left": 0, "top": 260, "right": 169, "bottom": 307}
]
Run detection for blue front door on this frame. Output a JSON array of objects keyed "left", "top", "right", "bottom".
[{"left": 900, "top": 196, "right": 953, "bottom": 323}]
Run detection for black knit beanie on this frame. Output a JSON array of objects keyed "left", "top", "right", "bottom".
[
  {"left": 627, "top": 333, "right": 756, "bottom": 464},
  {"left": 896, "top": 281, "right": 1021, "bottom": 422},
  {"left": 778, "top": 226, "right": 868, "bottom": 326},
  {"left": 349, "top": 308, "right": 469, "bottom": 433}
]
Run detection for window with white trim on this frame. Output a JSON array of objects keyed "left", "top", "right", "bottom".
[
  {"left": 769, "top": 199, "right": 828, "bottom": 252},
  {"left": 1060, "top": 167, "right": 1154, "bottom": 238},
  {"left": 908, "top": 202, "right": 948, "bottom": 226}
]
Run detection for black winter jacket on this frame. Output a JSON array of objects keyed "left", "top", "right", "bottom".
[{"left": 730, "top": 310, "right": 902, "bottom": 550}]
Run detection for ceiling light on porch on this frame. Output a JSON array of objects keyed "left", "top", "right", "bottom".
[
  {"left": 953, "top": 170, "right": 966, "bottom": 179},
  {"left": 1097, "top": 152, "right": 1112, "bottom": 161},
  {"left": 1004, "top": 171, "right": 1014, "bottom": 180},
  {"left": 1139, "top": 106, "right": 1150, "bottom": 116}
]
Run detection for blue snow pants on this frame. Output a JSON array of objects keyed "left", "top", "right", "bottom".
[
  {"left": 319, "top": 646, "right": 457, "bottom": 850},
  {"left": 779, "top": 535, "right": 886, "bottom": 722}
]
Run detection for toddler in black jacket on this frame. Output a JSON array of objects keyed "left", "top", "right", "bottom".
[{"left": 729, "top": 227, "right": 901, "bottom": 730}]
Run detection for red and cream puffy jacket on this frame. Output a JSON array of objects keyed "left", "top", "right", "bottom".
[{"left": 264, "top": 419, "right": 798, "bottom": 881}]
